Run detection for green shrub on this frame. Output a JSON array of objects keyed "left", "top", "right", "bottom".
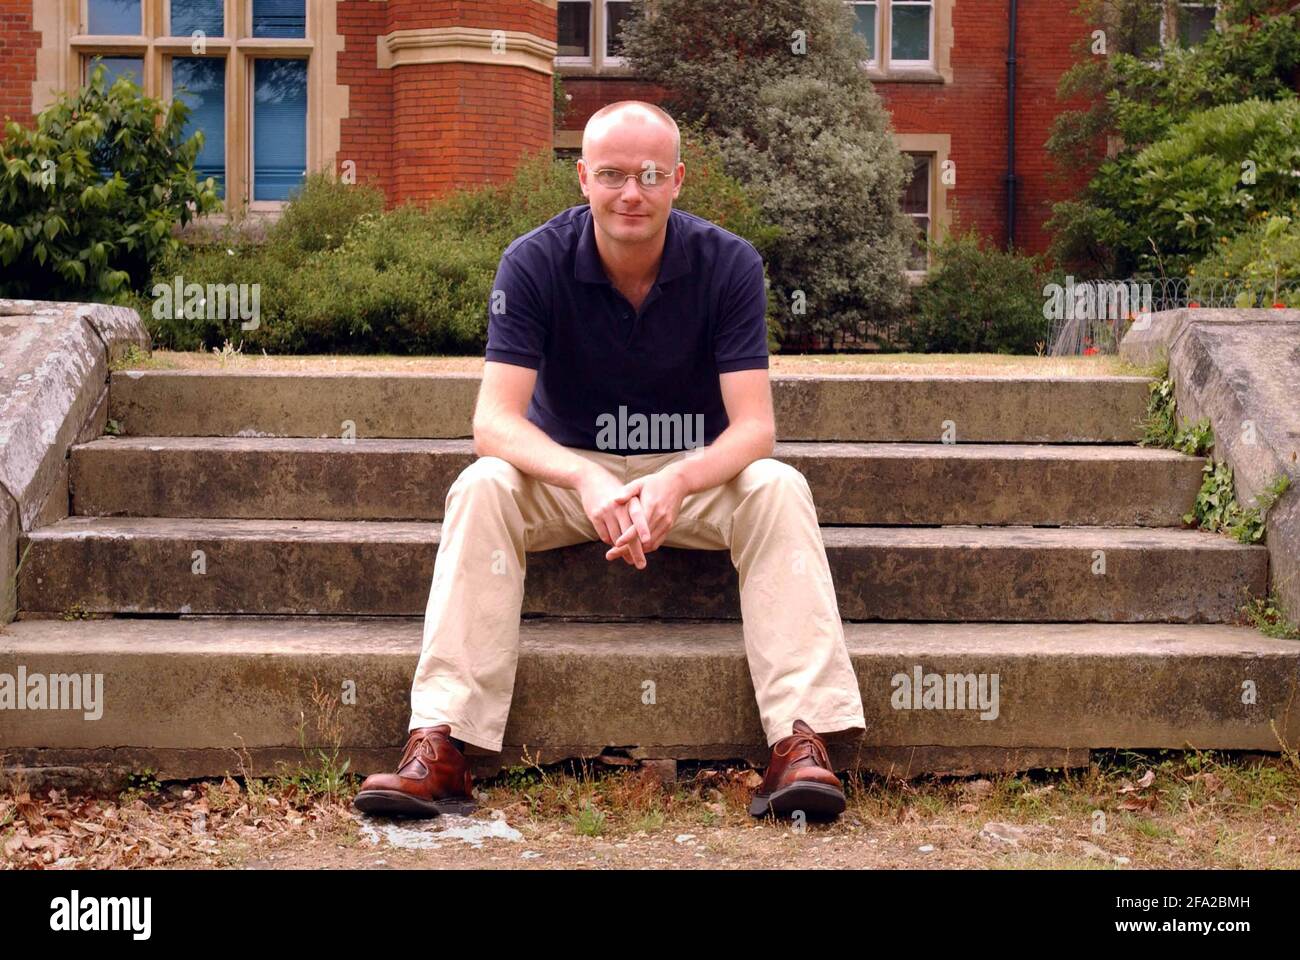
[
  {"left": 144, "top": 137, "right": 780, "bottom": 355},
  {"left": 1189, "top": 214, "right": 1300, "bottom": 307},
  {"left": 905, "top": 230, "right": 1049, "bottom": 354},
  {"left": 1047, "top": 1, "right": 1300, "bottom": 277},
  {"left": 1125, "top": 99, "right": 1300, "bottom": 276},
  {"left": 0, "top": 63, "right": 219, "bottom": 299},
  {"left": 269, "top": 172, "right": 385, "bottom": 254}
]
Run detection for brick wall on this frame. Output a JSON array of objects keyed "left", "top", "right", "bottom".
[
  {"left": 371, "top": 0, "right": 557, "bottom": 203},
  {"left": 0, "top": 0, "right": 39, "bottom": 126},
  {"left": 338, "top": 0, "right": 394, "bottom": 193},
  {"left": 0, "top": 0, "right": 1114, "bottom": 250}
]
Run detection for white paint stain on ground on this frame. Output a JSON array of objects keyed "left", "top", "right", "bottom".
[{"left": 354, "top": 811, "right": 524, "bottom": 851}]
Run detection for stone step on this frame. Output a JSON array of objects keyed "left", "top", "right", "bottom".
[
  {"left": 69, "top": 437, "right": 1204, "bottom": 527},
  {"left": 108, "top": 371, "right": 1152, "bottom": 443},
  {"left": 1, "top": 617, "right": 1294, "bottom": 779},
  {"left": 17, "top": 517, "right": 1266, "bottom": 622}
]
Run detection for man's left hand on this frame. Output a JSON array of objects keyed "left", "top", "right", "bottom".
[{"left": 605, "top": 467, "right": 689, "bottom": 563}]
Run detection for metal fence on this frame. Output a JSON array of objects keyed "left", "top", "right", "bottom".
[{"left": 1044, "top": 277, "right": 1300, "bottom": 356}]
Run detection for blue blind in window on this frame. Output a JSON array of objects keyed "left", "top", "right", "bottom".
[
  {"left": 171, "top": 0, "right": 225, "bottom": 37},
  {"left": 253, "top": 59, "right": 307, "bottom": 201},
  {"left": 90, "top": 56, "right": 144, "bottom": 90},
  {"left": 88, "top": 0, "right": 142, "bottom": 35},
  {"left": 253, "top": 0, "right": 306, "bottom": 38},
  {"left": 173, "top": 58, "right": 226, "bottom": 199}
]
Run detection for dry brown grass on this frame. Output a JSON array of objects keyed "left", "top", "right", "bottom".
[
  {"left": 4, "top": 748, "right": 1295, "bottom": 869},
  {"left": 116, "top": 348, "right": 1143, "bottom": 378}
]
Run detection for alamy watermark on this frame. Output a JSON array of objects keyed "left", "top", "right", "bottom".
[
  {"left": 890, "top": 665, "right": 1000, "bottom": 720},
  {"left": 0, "top": 666, "right": 103, "bottom": 720},
  {"left": 595, "top": 405, "right": 706, "bottom": 451},
  {"left": 152, "top": 275, "right": 261, "bottom": 330},
  {"left": 1042, "top": 276, "right": 1153, "bottom": 322}
]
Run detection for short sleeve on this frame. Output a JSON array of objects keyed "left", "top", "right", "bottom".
[
  {"left": 714, "top": 248, "right": 770, "bottom": 373},
  {"left": 484, "top": 248, "right": 548, "bottom": 369}
]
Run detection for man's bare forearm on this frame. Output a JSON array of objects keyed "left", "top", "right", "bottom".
[
  {"left": 474, "top": 413, "right": 602, "bottom": 489},
  {"left": 661, "top": 419, "right": 776, "bottom": 496}
]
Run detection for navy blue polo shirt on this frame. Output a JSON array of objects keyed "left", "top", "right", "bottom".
[{"left": 484, "top": 203, "right": 769, "bottom": 455}]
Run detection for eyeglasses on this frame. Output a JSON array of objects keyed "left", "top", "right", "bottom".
[{"left": 588, "top": 165, "right": 673, "bottom": 190}]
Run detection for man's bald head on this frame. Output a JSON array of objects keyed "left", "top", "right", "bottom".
[{"left": 582, "top": 100, "right": 681, "bottom": 166}]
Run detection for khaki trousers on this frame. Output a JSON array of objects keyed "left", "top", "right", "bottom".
[{"left": 409, "top": 446, "right": 867, "bottom": 751}]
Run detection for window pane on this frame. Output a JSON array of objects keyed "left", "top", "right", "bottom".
[
  {"left": 891, "top": 3, "right": 932, "bottom": 62},
  {"left": 908, "top": 216, "right": 930, "bottom": 271},
  {"left": 89, "top": 55, "right": 144, "bottom": 89},
  {"left": 1179, "top": 5, "right": 1216, "bottom": 45},
  {"left": 173, "top": 58, "right": 226, "bottom": 198},
  {"left": 88, "top": 0, "right": 142, "bottom": 35},
  {"left": 171, "top": 0, "right": 225, "bottom": 37},
  {"left": 901, "top": 155, "right": 930, "bottom": 215},
  {"left": 605, "top": 1, "right": 637, "bottom": 59},
  {"left": 851, "top": 2, "right": 877, "bottom": 60},
  {"left": 253, "top": 59, "right": 308, "bottom": 201},
  {"left": 253, "top": 0, "right": 306, "bottom": 39},
  {"left": 558, "top": 1, "right": 592, "bottom": 57}
]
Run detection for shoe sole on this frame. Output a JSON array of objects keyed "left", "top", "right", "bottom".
[
  {"left": 749, "top": 781, "right": 846, "bottom": 820},
  {"left": 352, "top": 789, "right": 477, "bottom": 818}
]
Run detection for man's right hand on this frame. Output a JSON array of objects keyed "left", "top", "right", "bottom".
[{"left": 576, "top": 465, "right": 648, "bottom": 569}]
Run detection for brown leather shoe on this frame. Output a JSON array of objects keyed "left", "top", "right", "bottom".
[
  {"left": 748, "top": 719, "right": 846, "bottom": 820},
  {"left": 353, "top": 724, "right": 477, "bottom": 818}
]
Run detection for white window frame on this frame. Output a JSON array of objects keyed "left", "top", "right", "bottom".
[
  {"left": 888, "top": 0, "right": 934, "bottom": 70},
  {"left": 601, "top": 0, "right": 636, "bottom": 67},
  {"left": 902, "top": 151, "right": 934, "bottom": 276},
  {"left": 557, "top": 0, "right": 594, "bottom": 66},
  {"left": 846, "top": 0, "right": 880, "bottom": 69}
]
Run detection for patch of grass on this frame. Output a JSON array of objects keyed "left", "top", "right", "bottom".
[
  {"left": 566, "top": 800, "right": 607, "bottom": 837},
  {"left": 1241, "top": 592, "right": 1300, "bottom": 640},
  {"left": 59, "top": 602, "right": 96, "bottom": 621},
  {"left": 107, "top": 343, "right": 159, "bottom": 371},
  {"left": 1138, "top": 369, "right": 1214, "bottom": 455},
  {"left": 272, "top": 677, "right": 356, "bottom": 804},
  {"left": 119, "top": 768, "right": 163, "bottom": 805},
  {"left": 1185, "top": 465, "right": 1291, "bottom": 545}
]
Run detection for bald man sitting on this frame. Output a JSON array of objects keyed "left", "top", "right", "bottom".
[{"left": 354, "top": 101, "right": 866, "bottom": 822}]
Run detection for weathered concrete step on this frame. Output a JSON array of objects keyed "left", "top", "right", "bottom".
[
  {"left": 18, "top": 518, "right": 1266, "bottom": 622},
  {"left": 108, "top": 371, "right": 1152, "bottom": 442},
  {"left": 69, "top": 437, "right": 1203, "bottom": 527},
  {"left": 1, "top": 617, "right": 1294, "bottom": 779}
]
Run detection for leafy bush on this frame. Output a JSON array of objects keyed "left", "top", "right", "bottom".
[
  {"left": 144, "top": 136, "right": 780, "bottom": 354},
  {"left": 1047, "top": 0, "right": 1300, "bottom": 276},
  {"left": 1189, "top": 214, "right": 1300, "bottom": 307},
  {"left": 1124, "top": 99, "right": 1300, "bottom": 276},
  {"left": 0, "top": 64, "right": 219, "bottom": 299},
  {"left": 270, "top": 172, "right": 385, "bottom": 254},
  {"left": 904, "top": 230, "right": 1049, "bottom": 354}
]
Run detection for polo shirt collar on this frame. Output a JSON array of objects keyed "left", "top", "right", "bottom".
[{"left": 574, "top": 206, "right": 691, "bottom": 288}]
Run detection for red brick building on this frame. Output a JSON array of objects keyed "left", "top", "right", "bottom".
[{"left": 0, "top": 1, "right": 1227, "bottom": 263}]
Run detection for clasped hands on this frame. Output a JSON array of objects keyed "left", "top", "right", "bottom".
[{"left": 579, "top": 465, "right": 689, "bottom": 570}]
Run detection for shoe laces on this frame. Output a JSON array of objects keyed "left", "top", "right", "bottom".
[
  {"left": 399, "top": 729, "right": 443, "bottom": 770},
  {"left": 775, "top": 730, "right": 830, "bottom": 770}
]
